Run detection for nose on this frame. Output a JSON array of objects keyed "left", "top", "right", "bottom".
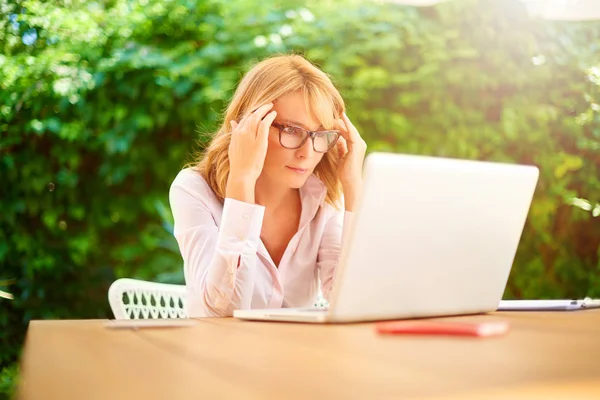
[{"left": 295, "top": 135, "right": 314, "bottom": 159}]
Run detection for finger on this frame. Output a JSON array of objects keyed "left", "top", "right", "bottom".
[
  {"left": 247, "top": 102, "right": 274, "bottom": 132},
  {"left": 341, "top": 112, "right": 361, "bottom": 141},
  {"left": 252, "top": 102, "right": 275, "bottom": 123},
  {"left": 258, "top": 110, "right": 277, "bottom": 141},
  {"left": 253, "top": 102, "right": 274, "bottom": 117},
  {"left": 240, "top": 104, "right": 269, "bottom": 126},
  {"left": 335, "top": 117, "right": 348, "bottom": 130},
  {"left": 336, "top": 136, "right": 348, "bottom": 158},
  {"left": 335, "top": 119, "right": 352, "bottom": 141},
  {"left": 237, "top": 113, "right": 252, "bottom": 131},
  {"left": 336, "top": 121, "right": 355, "bottom": 153}
]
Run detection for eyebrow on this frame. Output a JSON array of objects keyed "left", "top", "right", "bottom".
[{"left": 278, "top": 119, "right": 324, "bottom": 131}]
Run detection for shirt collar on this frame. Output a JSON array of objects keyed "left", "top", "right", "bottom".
[{"left": 298, "top": 174, "right": 327, "bottom": 229}]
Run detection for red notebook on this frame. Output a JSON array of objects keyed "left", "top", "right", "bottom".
[{"left": 375, "top": 320, "right": 509, "bottom": 337}]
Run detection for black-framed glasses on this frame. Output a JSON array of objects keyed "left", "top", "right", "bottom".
[{"left": 271, "top": 122, "right": 340, "bottom": 153}]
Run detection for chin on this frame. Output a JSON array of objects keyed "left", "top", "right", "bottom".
[
  {"left": 286, "top": 176, "right": 309, "bottom": 189},
  {"left": 283, "top": 169, "right": 311, "bottom": 188}
]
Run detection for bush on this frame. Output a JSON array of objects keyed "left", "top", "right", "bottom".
[
  {"left": 1, "top": 0, "right": 293, "bottom": 372},
  {"left": 297, "top": 0, "right": 600, "bottom": 299},
  {"left": 1, "top": 0, "right": 598, "bottom": 395},
  {"left": 0, "top": 363, "right": 18, "bottom": 400}
]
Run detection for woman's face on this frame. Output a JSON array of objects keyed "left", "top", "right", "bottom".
[{"left": 260, "top": 91, "right": 327, "bottom": 189}]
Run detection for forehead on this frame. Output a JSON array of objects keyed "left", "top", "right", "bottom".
[{"left": 272, "top": 91, "right": 323, "bottom": 130}]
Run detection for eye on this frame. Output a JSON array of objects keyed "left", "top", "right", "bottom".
[{"left": 282, "top": 126, "right": 303, "bottom": 136}]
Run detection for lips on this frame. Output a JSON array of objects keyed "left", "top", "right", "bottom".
[{"left": 286, "top": 166, "right": 308, "bottom": 174}]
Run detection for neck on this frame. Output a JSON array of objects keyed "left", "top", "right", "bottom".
[{"left": 255, "top": 175, "right": 298, "bottom": 212}]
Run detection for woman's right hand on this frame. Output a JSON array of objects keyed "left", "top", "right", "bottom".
[{"left": 226, "top": 103, "right": 277, "bottom": 203}]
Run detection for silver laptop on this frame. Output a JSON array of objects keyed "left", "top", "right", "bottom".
[{"left": 233, "top": 152, "right": 539, "bottom": 323}]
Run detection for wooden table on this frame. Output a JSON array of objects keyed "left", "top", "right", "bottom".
[{"left": 18, "top": 310, "right": 600, "bottom": 399}]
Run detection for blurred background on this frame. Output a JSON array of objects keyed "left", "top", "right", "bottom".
[{"left": 1, "top": 0, "right": 599, "bottom": 396}]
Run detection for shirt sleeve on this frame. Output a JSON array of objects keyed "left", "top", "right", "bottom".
[
  {"left": 169, "top": 177, "right": 265, "bottom": 317},
  {"left": 317, "top": 209, "right": 355, "bottom": 301}
]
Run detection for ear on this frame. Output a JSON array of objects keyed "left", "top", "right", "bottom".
[{"left": 230, "top": 120, "right": 238, "bottom": 130}]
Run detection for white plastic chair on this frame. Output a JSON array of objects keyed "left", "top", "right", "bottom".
[
  {"left": 108, "top": 278, "right": 330, "bottom": 319},
  {"left": 108, "top": 278, "right": 187, "bottom": 319}
]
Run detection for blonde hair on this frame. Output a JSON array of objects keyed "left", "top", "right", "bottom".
[{"left": 193, "top": 54, "right": 345, "bottom": 207}]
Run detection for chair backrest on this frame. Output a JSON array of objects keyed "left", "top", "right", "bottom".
[{"left": 108, "top": 278, "right": 187, "bottom": 319}]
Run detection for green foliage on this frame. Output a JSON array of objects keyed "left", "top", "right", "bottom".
[
  {"left": 1, "top": 0, "right": 599, "bottom": 395},
  {"left": 1, "top": 0, "right": 306, "bottom": 382},
  {"left": 0, "top": 363, "right": 18, "bottom": 400},
  {"left": 296, "top": 0, "right": 600, "bottom": 299}
]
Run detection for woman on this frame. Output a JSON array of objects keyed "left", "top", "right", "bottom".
[{"left": 169, "top": 54, "right": 367, "bottom": 317}]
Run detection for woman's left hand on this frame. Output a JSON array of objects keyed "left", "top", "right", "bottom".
[{"left": 335, "top": 112, "right": 367, "bottom": 212}]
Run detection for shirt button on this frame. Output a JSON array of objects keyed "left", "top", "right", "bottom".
[{"left": 242, "top": 215, "right": 249, "bottom": 220}]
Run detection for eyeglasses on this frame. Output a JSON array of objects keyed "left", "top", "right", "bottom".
[{"left": 271, "top": 122, "right": 340, "bottom": 153}]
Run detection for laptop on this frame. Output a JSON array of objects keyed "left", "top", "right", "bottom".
[{"left": 233, "top": 152, "right": 539, "bottom": 323}]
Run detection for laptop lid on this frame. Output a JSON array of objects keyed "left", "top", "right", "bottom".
[{"left": 328, "top": 152, "right": 539, "bottom": 322}]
